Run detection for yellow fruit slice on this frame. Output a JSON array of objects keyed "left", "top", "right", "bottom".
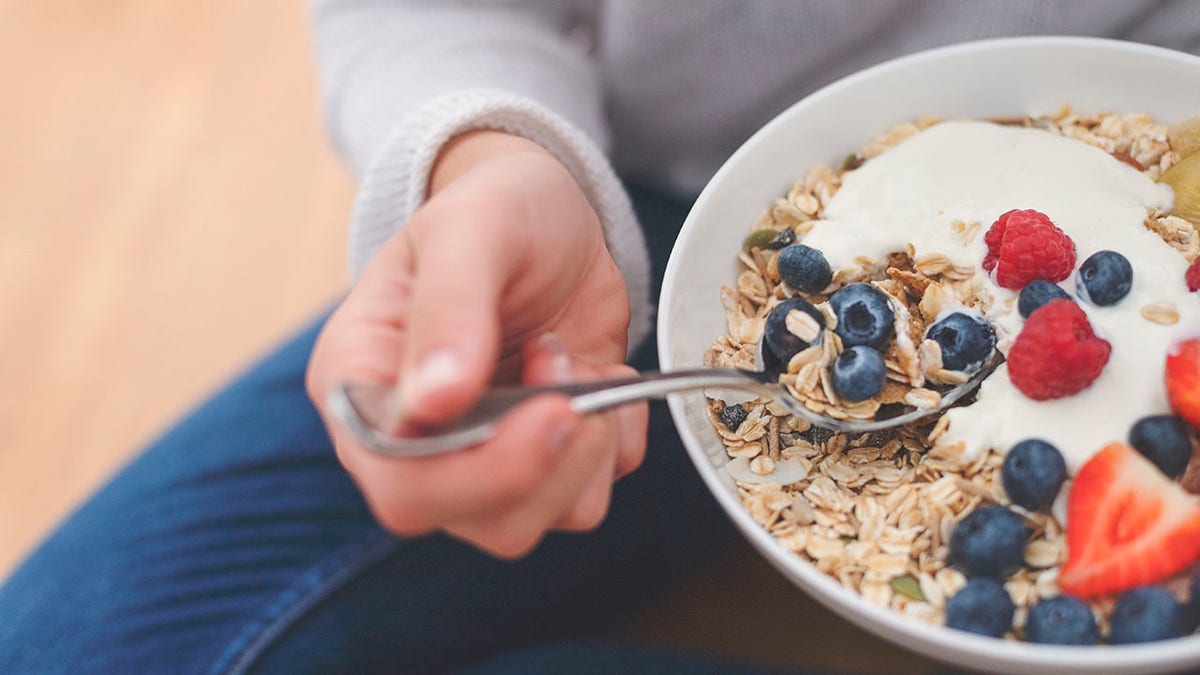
[
  {"left": 1160, "top": 151, "right": 1200, "bottom": 224},
  {"left": 1169, "top": 116, "right": 1200, "bottom": 160}
]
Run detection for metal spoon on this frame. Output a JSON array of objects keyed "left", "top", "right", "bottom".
[{"left": 329, "top": 339, "right": 1001, "bottom": 458}]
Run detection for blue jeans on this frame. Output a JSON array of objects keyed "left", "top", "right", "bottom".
[{"left": 0, "top": 189, "right": 802, "bottom": 673}]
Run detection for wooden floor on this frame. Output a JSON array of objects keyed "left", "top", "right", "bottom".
[
  {"left": 0, "top": 3, "right": 930, "bottom": 671},
  {"left": 0, "top": 1, "right": 352, "bottom": 574}
]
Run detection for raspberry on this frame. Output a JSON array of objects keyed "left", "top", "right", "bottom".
[
  {"left": 1008, "top": 299, "right": 1111, "bottom": 400},
  {"left": 1186, "top": 257, "right": 1200, "bottom": 292},
  {"left": 982, "top": 209, "right": 1077, "bottom": 290}
]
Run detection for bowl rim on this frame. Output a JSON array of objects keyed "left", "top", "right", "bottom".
[{"left": 658, "top": 35, "right": 1200, "bottom": 672}]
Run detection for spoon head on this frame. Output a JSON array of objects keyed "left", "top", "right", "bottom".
[{"left": 754, "top": 337, "right": 1000, "bottom": 433}]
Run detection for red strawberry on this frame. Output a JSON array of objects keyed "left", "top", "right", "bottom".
[
  {"left": 1166, "top": 337, "right": 1200, "bottom": 429},
  {"left": 1060, "top": 443, "right": 1200, "bottom": 598},
  {"left": 982, "top": 209, "right": 1077, "bottom": 289},
  {"left": 1007, "top": 299, "right": 1111, "bottom": 400},
  {"left": 1186, "top": 258, "right": 1200, "bottom": 292}
]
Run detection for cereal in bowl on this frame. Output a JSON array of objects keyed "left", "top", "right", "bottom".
[{"left": 707, "top": 108, "right": 1200, "bottom": 643}]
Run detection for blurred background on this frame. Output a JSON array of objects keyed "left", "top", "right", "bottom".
[
  {"left": 0, "top": 2, "right": 353, "bottom": 576},
  {"left": 0, "top": 3, "right": 931, "bottom": 671}
]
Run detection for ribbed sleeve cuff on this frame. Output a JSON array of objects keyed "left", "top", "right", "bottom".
[{"left": 347, "top": 88, "right": 653, "bottom": 355}]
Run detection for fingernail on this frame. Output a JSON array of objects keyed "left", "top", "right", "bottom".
[
  {"left": 537, "top": 333, "right": 574, "bottom": 383},
  {"left": 402, "top": 348, "right": 464, "bottom": 409}
]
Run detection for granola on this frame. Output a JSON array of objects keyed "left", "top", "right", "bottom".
[{"left": 707, "top": 108, "right": 1200, "bottom": 642}]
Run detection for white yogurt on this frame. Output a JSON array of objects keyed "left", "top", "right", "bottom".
[{"left": 803, "top": 120, "right": 1188, "bottom": 472}]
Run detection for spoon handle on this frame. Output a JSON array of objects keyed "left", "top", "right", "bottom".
[
  {"left": 330, "top": 352, "right": 999, "bottom": 458},
  {"left": 329, "top": 369, "right": 777, "bottom": 458}
]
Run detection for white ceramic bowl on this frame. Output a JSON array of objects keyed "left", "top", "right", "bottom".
[{"left": 658, "top": 37, "right": 1200, "bottom": 674}]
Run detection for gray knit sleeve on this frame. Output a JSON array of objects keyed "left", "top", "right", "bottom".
[{"left": 310, "top": 0, "right": 652, "bottom": 351}]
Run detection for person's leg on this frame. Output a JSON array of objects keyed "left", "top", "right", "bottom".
[
  {"left": 0, "top": 318, "right": 392, "bottom": 674},
  {"left": 0, "top": 186, "right": 737, "bottom": 674}
]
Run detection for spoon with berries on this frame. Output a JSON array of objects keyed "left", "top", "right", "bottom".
[{"left": 329, "top": 260, "right": 1000, "bottom": 458}]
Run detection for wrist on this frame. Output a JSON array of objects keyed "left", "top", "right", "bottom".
[{"left": 429, "top": 130, "right": 552, "bottom": 196}]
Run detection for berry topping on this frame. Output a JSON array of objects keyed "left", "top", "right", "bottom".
[
  {"left": 1024, "top": 596, "right": 1099, "bottom": 645},
  {"left": 1001, "top": 439, "right": 1067, "bottom": 511},
  {"left": 1059, "top": 444, "right": 1200, "bottom": 598},
  {"left": 1017, "top": 280, "right": 1072, "bottom": 319},
  {"left": 764, "top": 298, "right": 825, "bottom": 363},
  {"left": 945, "top": 578, "right": 1015, "bottom": 638},
  {"left": 718, "top": 403, "right": 747, "bottom": 431},
  {"left": 982, "top": 209, "right": 1077, "bottom": 290},
  {"left": 1075, "top": 250, "right": 1133, "bottom": 307},
  {"left": 1007, "top": 299, "right": 1111, "bottom": 401},
  {"left": 829, "top": 345, "right": 886, "bottom": 402},
  {"left": 1128, "top": 415, "right": 1193, "bottom": 478},
  {"left": 1187, "top": 258, "right": 1200, "bottom": 293},
  {"left": 925, "top": 311, "right": 996, "bottom": 373},
  {"left": 1108, "top": 587, "right": 1187, "bottom": 644},
  {"left": 777, "top": 244, "right": 832, "bottom": 294},
  {"left": 950, "top": 506, "right": 1027, "bottom": 579},
  {"left": 1166, "top": 337, "right": 1200, "bottom": 430},
  {"left": 829, "top": 283, "right": 894, "bottom": 349}
]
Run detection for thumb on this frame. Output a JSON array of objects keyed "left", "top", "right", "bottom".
[{"left": 397, "top": 212, "right": 514, "bottom": 426}]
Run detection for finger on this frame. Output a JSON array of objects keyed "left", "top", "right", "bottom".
[
  {"left": 340, "top": 394, "right": 580, "bottom": 535},
  {"left": 443, "top": 412, "right": 616, "bottom": 557},
  {"left": 526, "top": 338, "right": 620, "bottom": 533},
  {"left": 304, "top": 231, "right": 420, "bottom": 410},
  {"left": 553, "top": 412, "right": 619, "bottom": 532},
  {"left": 340, "top": 330, "right": 584, "bottom": 535},
  {"left": 552, "top": 365, "right": 646, "bottom": 530},
  {"left": 396, "top": 200, "right": 525, "bottom": 426},
  {"left": 444, "top": 347, "right": 619, "bottom": 553},
  {"left": 561, "top": 361, "right": 647, "bottom": 480},
  {"left": 612, "top": 401, "right": 649, "bottom": 479},
  {"left": 527, "top": 350, "right": 643, "bottom": 526}
]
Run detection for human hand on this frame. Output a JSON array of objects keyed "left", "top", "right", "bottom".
[{"left": 306, "top": 131, "right": 648, "bottom": 557}]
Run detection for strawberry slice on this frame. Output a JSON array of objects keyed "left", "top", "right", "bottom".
[
  {"left": 1060, "top": 443, "right": 1200, "bottom": 598},
  {"left": 1166, "top": 337, "right": 1200, "bottom": 430}
]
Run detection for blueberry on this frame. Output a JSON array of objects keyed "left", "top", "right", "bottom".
[
  {"left": 945, "top": 577, "right": 1015, "bottom": 638},
  {"left": 1001, "top": 439, "right": 1067, "bottom": 510},
  {"left": 925, "top": 311, "right": 997, "bottom": 373},
  {"left": 829, "top": 345, "right": 886, "bottom": 402},
  {"left": 764, "top": 298, "right": 825, "bottom": 362},
  {"left": 1128, "top": 415, "right": 1193, "bottom": 478},
  {"left": 829, "top": 283, "right": 894, "bottom": 349},
  {"left": 1076, "top": 250, "right": 1133, "bottom": 307},
  {"left": 1109, "top": 586, "right": 1186, "bottom": 644},
  {"left": 719, "top": 403, "right": 748, "bottom": 431},
  {"left": 950, "top": 506, "right": 1027, "bottom": 579},
  {"left": 1018, "top": 280, "right": 1072, "bottom": 319},
  {"left": 766, "top": 228, "right": 796, "bottom": 250},
  {"left": 1025, "top": 596, "right": 1099, "bottom": 645},
  {"left": 777, "top": 244, "right": 832, "bottom": 293},
  {"left": 759, "top": 337, "right": 785, "bottom": 377}
]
